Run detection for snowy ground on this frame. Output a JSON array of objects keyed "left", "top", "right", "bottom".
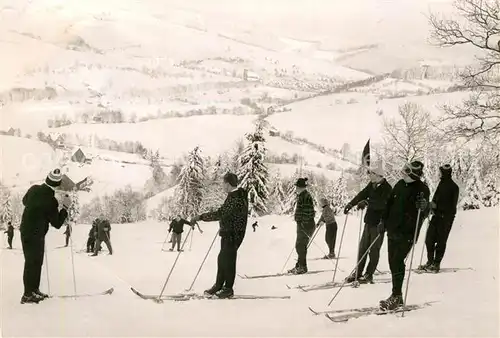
[{"left": 1, "top": 208, "right": 498, "bottom": 337}]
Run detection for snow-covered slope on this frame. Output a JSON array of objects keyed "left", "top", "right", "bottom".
[{"left": 1, "top": 208, "right": 497, "bottom": 336}]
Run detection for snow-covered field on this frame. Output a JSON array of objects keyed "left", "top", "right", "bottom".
[{"left": 1, "top": 208, "right": 498, "bottom": 337}]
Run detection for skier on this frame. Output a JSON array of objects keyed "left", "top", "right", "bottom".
[
  {"left": 86, "top": 223, "right": 96, "bottom": 253},
  {"left": 379, "top": 161, "right": 430, "bottom": 311},
  {"left": 343, "top": 164, "right": 392, "bottom": 283},
  {"left": 252, "top": 221, "right": 258, "bottom": 232},
  {"left": 317, "top": 198, "right": 337, "bottom": 259},
  {"left": 91, "top": 216, "right": 112, "bottom": 256},
  {"left": 191, "top": 172, "right": 249, "bottom": 299},
  {"left": 420, "top": 164, "right": 459, "bottom": 273},
  {"left": 4, "top": 221, "right": 14, "bottom": 249},
  {"left": 288, "top": 177, "right": 315, "bottom": 275},
  {"left": 19, "top": 169, "right": 71, "bottom": 304},
  {"left": 63, "top": 223, "right": 72, "bottom": 247},
  {"left": 168, "top": 216, "right": 202, "bottom": 251}
]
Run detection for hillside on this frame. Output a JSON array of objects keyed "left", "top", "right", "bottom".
[{"left": 1, "top": 207, "right": 497, "bottom": 336}]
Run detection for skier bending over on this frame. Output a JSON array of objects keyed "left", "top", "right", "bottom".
[
  {"left": 91, "top": 216, "right": 112, "bottom": 256},
  {"left": 4, "top": 222, "right": 14, "bottom": 249},
  {"left": 168, "top": 215, "right": 203, "bottom": 252},
  {"left": 288, "top": 177, "right": 315, "bottom": 275},
  {"left": 343, "top": 163, "right": 392, "bottom": 283},
  {"left": 379, "top": 161, "right": 430, "bottom": 311},
  {"left": 421, "top": 164, "right": 459, "bottom": 273},
  {"left": 19, "top": 169, "right": 71, "bottom": 304},
  {"left": 191, "top": 172, "right": 249, "bottom": 299},
  {"left": 317, "top": 198, "right": 337, "bottom": 259},
  {"left": 86, "top": 223, "right": 96, "bottom": 253}
]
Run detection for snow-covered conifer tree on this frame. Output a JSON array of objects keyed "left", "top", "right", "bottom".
[
  {"left": 237, "top": 121, "right": 269, "bottom": 216},
  {"left": 175, "top": 146, "right": 205, "bottom": 218},
  {"left": 0, "top": 189, "right": 13, "bottom": 224}
]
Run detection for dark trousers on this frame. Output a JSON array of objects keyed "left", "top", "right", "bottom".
[
  {"left": 7, "top": 235, "right": 13, "bottom": 248},
  {"left": 356, "top": 224, "right": 384, "bottom": 277},
  {"left": 65, "top": 234, "right": 70, "bottom": 246},
  {"left": 426, "top": 215, "right": 455, "bottom": 265},
  {"left": 295, "top": 220, "right": 315, "bottom": 268},
  {"left": 86, "top": 237, "right": 95, "bottom": 252},
  {"left": 387, "top": 237, "right": 413, "bottom": 296},
  {"left": 325, "top": 223, "right": 337, "bottom": 255},
  {"left": 215, "top": 234, "right": 244, "bottom": 290},
  {"left": 94, "top": 236, "right": 112, "bottom": 255},
  {"left": 171, "top": 232, "right": 182, "bottom": 250},
  {"left": 21, "top": 236, "right": 45, "bottom": 296}
]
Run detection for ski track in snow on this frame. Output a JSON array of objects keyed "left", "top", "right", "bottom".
[{"left": 1, "top": 209, "right": 498, "bottom": 336}]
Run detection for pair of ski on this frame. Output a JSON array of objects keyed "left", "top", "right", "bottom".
[
  {"left": 238, "top": 268, "right": 334, "bottom": 280},
  {"left": 309, "top": 301, "right": 437, "bottom": 322},
  {"left": 286, "top": 277, "right": 392, "bottom": 292},
  {"left": 42, "top": 288, "right": 114, "bottom": 299},
  {"left": 130, "top": 287, "right": 290, "bottom": 303}
]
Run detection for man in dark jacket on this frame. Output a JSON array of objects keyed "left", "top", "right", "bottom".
[
  {"left": 91, "top": 216, "right": 112, "bottom": 256},
  {"left": 379, "top": 161, "right": 430, "bottom": 311},
  {"left": 4, "top": 221, "right": 14, "bottom": 249},
  {"left": 344, "top": 164, "right": 392, "bottom": 283},
  {"left": 288, "top": 177, "right": 316, "bottom": 275},
  {"left": 191, "top": 172, "right": 249, "bottom": 299},
  {"left": 20, "top": 169, "right": 70, "bottom": 304},
  {"left": 86, "top": 223, "right": 96, "bottom": 253},
  {"left": 421, "top": 164, "right": 459, "bottom": 273},
  {"left": 168, "top": 216, "right": 202, "bottom": 251}
]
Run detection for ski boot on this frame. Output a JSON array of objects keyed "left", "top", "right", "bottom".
[
  {"left": 379, "top": 294, "right": 404, "bottom": 311},
  {"left": 417, "top": 261, "right": 433, "bottom": 271},
  {"left": 322, "top": 253, "right": 336, "bottom": 259},
  {"left": 215, "top": 287, "right": 234, "bottom": 299},
  {"left": 20, "top": 293, "right": 41, "bottom": 304},
  {"left": 288, "top": 266, "right": 307, "bottom": 275},
  {"left": 345, "top": 272, "right": 361, "bottom": 285},
  {"left": 34, "top": 289, "right": 49, "bottom": 299},
  {"left": 204, "top": 284, "right": 222, "bottom": 296},
  {"left": 427, "top": 263, "right": 440, "bottom": 273},
  {"left": 358, "top": 273, "right": 374, "bottom": 284}
]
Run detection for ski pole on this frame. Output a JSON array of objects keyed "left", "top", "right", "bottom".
[
  {"left": 161, "top": 231, "right": 170, "bottom": 251},
  {"left": 44, "top": 242, "right": 51, "bottom": 294},
  {"left": 157, "top": 227, "right": 193, "bottom": 302},
  {"left": 69, "top": 226, "right": 77, "bottom": 297},
  {"left": 306, "top": 223, "right": 323, "bottom": 250},
  {"left": 280, "top": 245, "right": 296, "bottom": 274},
  {"left": 354, "top": 209, "right": 364, "bottom": 283},
  {"left": 189, "top": 229, "right": 194, "bottom": 251},
  {"left": 185, "top": 230, "right": 219, "bottom": 292},
  {"left": 327, "top": 233, "right": 381, "bottom": 307},
  {"left": 331, "top": 214, "right": 349, "bottom": 283},
  {"left": 402, "top": 207, "right": 423, "bottom": 317},
  {"left": 418, "top": 219, "right": 430, "bottom": 266}
]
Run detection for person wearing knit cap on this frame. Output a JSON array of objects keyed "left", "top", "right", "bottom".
[
  {"left": 379, "top": 160, "right": 430, "bottom": 311},
  {"left": 19, "top": 169, "right": 71, "bottom": 304},
  {"left": 343, "top": 162, "right": 392, "bottom": 284},
  {"left": 317, "top": 198, "right": 338, "bottom": 259},
  {"left": 288, "top": 177, "right": 316, "bottom": 274},
  {"left": 420, "top": 164, "right": 459, "bottom": 273},
  {"left": 191, "top": 172, "right": 249, "bottom": 299}
]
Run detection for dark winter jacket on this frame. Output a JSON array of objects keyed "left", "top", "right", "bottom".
[
  {"left": 93, "top": 218, "right": 111, "bottom": 240},
  {"left": 169, "top": 218, "right": 191, "bottom": 234},
  {"left": 294, "top": 190, "right": 315, "bottom": 224},
  {"left": 4, "top": 225, "right": 14, "bottom": 238},
  {"left": 432, "top": 175, "right": 459, "bottom": 219},
  {"left": 348, "top": 179, "right": 392, "bottom": 226},
  {"left": 200, "top": 187, "right": 249, "bottom": 238},
  {"left": 384, "top": 179, "right": 430, "bottom": 242},
  {"left": 20, "top": 184, "right": 68, "bottom": 239},
  {"left": 88, "top": 226, "right": 96, "bottom": 240},
  {"left": 318, "top": 205, "right": 337, "bottom": 226}
]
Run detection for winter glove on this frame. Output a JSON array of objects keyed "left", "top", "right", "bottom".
[
  {"left": 343, "top": 203, "right": 353, "bottom": 215},
  {"left": 357, "top": 200, "right": 368, "bottom": 210},
  {"left": 61, "top": 194, "right": 72, "bottom": 209},
  {"left": 377, "top": 221, "right": 385, "bottom": 234},
  {"left": 416, "top": 194, "right": 428, "bottom": 211}
]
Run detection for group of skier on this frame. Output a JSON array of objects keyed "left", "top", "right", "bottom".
[
  {"left": 285, "top": 160, "right": 459, "bottom": 310},
  {"left": 13, "top": 157, "right": 459, "bottom": 308}
]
